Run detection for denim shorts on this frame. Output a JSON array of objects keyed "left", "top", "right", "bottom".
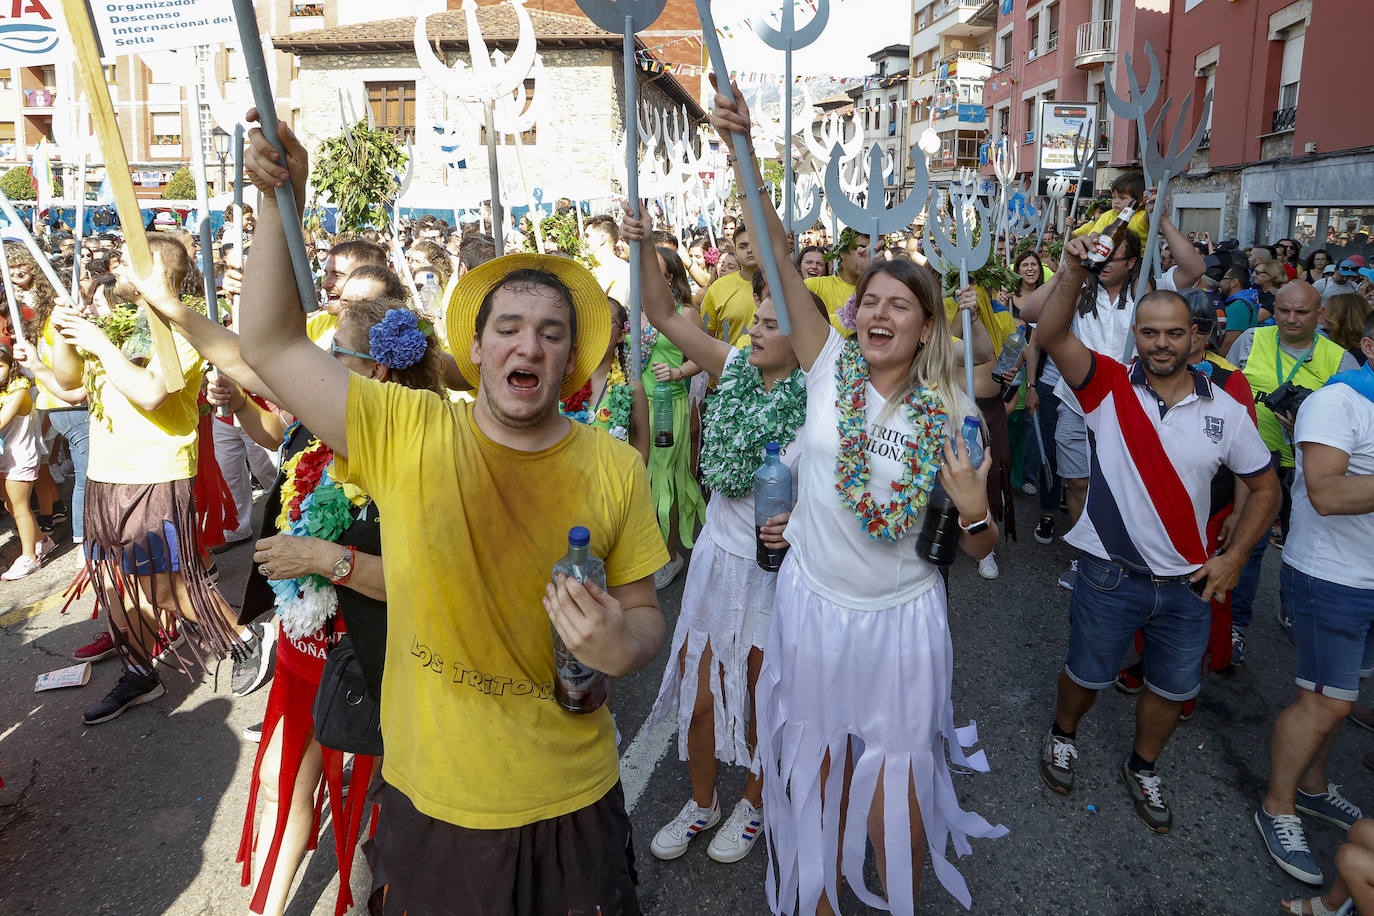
[
  {"left": 1055, "top": 403, "right": 1090, "bottom": 479},
  {"left": 1065, "top": 552, "right": 1212, "bottom": 701},
  {"left": 1285, "top": 564, "right": 1374, "bottom": 702}
]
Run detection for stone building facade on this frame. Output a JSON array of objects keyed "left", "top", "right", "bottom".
[{"left": 275, "top": 5, "right": 705, "bottom": 217}]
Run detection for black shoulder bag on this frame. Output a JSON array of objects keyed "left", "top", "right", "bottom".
[{"left": 312, "top": 621, "right": 384, "bottom": 757}]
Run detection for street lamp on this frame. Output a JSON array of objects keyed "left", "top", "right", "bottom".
[{"left": 211, "top": 126, "right": 230, "bottom": 194}]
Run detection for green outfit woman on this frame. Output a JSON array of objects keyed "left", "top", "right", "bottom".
[{"left": 641, "top": 309, "right": 706, "bottom": 553}]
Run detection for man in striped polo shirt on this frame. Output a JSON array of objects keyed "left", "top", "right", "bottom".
[{"left": 1036, "top": 234, "right": 1281, "bottom": 833}]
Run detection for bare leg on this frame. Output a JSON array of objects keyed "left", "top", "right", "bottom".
[
  {"left": 684, "top": 640, "right": 720, "bottom": 808},
  {"left": 252, "top": 721, "right": 326, "bottom": 916},
  {"left": 742, "top": 646, "right": 764, "bottom": 808},
  {"left": 815, "top": 741, "right": 855, "bottom": 916},
  {"left": 1054, "top": 669, "right": 1097, "bottom": 734},
  {"left": 4, "top": 478, "right": 38, "bottom": 557},
  {"left": 1335, "top": 819, "right": 1374, "bottom": 913},
  {"left": 868, "top": 760, "right": 926, "bottom": 907},
  {"left": 1064, "top": 477, "right": 1088, "bottom": 525},
  {"left": 1134, "top": 690, "right": 1184, "bottom": 762},
  {"left": 1264, "top": 689, "right": 1351, "bottom": 816},
  {"left": 34, "top": 463, "right": 57, "bottom": 515},
  {"left": 1297, "top": 726, "right": 1343, "bottom": 796}
]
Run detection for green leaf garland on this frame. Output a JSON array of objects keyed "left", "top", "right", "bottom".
[{"left": 700, "top": 348, "right": 807, "bottom": 499}]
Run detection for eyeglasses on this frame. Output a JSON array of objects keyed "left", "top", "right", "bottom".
[{"left": 330, "top": 341, "right": 374, "bottom": 361}]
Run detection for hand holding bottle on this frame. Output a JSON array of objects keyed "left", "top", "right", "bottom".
[
  {"left": 937, "top": 428, "right": 992, "bottom": 526},
  {"left": 544, "top": 573, "right": 639, "bottom": 678},
  {"left": 759, "top": 512, "right": 790, "bottom": 551}
]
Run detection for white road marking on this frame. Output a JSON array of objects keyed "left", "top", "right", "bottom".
[{"left": 619, "top": 712, "right": 676, "bottom": 813}]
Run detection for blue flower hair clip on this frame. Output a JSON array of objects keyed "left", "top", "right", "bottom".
[{"left": 369, "top": 309, "right": 431, "bottom": 370}]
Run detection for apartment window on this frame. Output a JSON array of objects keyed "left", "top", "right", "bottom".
[
  {"left": 1278, "top": 26, "right": 1304, "bottom": 110},
  {"left": 366, "top": 80, "right": 417, "bottom": 140},
  {"left": 1024, "top": 98, "right": 1035, "bottom": 143},
  {"left": 998, "top": 106, "right": 1010, "bottom": 138},
  {"left": 151, "top": 112, "right": 181, "bottom": 147},
  {"left": 997, "top": 30, "right": 1013, "bottom": 68},
  {"left": 1201, "top": 66, "right": 1216, "bottom": 129},
  {"left": 888, "top": 95, "right": 897, "bottom": 136},
  {"left": 1027, "top": 13, "right": 1039, "bottom": 58},
  {"left": 291, "top": 1, "right": 324, "bottom": 15},
  {"left": 1046, "top": 3, "right": 1059, "bottom": 51}
]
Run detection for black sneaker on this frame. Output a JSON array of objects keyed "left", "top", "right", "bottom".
[
  {"left": 51, "top": 500, "right": 68, "bottom": 524},
  {"left": 1121, "top": 760, "right": 1172, "bottom": 833},
  {"left": 1034, "top": 516, "right": 1055, "bottom": 545},
  {"left": 1040, "top": 729, "right": 1078, "bottom": 795},
  {"left": 37, "top": 514, "right": 55, "bottom": 535},
  {"left": 230, "top": 623, "right": 277, "bottom": 697},
  {"left": 83, "top": 670, "right": 165, "bottom": 725}
]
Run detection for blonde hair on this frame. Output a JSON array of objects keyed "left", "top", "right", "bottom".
[{"left": 853, "top": 259, "right": 966, "bottom": 423}]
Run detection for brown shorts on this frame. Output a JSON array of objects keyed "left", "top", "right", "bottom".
[{"left": 374, "top": 781, "right": 641, "bottom": 916}]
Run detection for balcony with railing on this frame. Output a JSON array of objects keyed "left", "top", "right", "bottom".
[
  {"left": 1097, "top": 119, "right": 1111, "bottom": 153},
  {"left": 1271, "top": 106, "right": 1297, "bottom": 134},
  {"left": 22, "top": 88, "right": 55, "bottom": 109},
  {"left": 1075, "top": 19, "right": 1116, "bottom": 68},
  {"left": 931, "top": 0, "right": 984, "bottom": 23}
]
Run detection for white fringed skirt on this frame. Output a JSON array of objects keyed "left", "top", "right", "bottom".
[
  {"left": 647, "top": 521, "right": 777, "bottom": 767},
  {"left": 755, "top": 557, "right": 1008, "bottom": 914}
]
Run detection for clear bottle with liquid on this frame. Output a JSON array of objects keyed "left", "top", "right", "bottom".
[
  {"left": 652, "top": 381, "right": 675, "bottom": 448},
  {"left": 992, "top": 325, "right": 1027, "bottom": 380},
  {"left": 753, "top": 442, "right": 793, "bottom": 571},
  {"left": 550, "top": 526, "right": 609, "bottom": 714},
  {"left": 960, "top": 416, "right": 984, "bottom": 468}
]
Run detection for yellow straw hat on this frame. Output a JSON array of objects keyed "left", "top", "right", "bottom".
[{"left": 445, "top": 253, "right": 612, "bottom": 399}]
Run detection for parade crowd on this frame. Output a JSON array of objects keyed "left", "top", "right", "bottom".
[{"left": 4, "top": 83, "right": 1374, "bottom": 916}]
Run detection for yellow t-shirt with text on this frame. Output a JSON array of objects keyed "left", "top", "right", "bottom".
[
  {"left": 86, "top": 331, "right": 207, "bottom": 484},
  {"left": 336, "top": 378, "right": 668, "bottom": 829},
  {"left": 701, "top": 271, "right": 755, "bottom": 346}
]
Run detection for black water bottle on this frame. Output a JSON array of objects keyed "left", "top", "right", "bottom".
[{"left": 915, "top": 479, "right": 961, "bottom": 567}]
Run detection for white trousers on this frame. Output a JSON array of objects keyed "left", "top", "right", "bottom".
[{"left": 212, "top": 418, "right": 278, "bottom": 542}]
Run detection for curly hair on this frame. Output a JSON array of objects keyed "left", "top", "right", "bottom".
[{"left": 1, "top": 241, "right": 58, "bottom": 340}]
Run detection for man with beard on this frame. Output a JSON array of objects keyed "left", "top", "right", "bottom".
[
  {"left": 1036, "top": 234, "right": 1279, "bottom": 834},
  {"left": 240, "top": 116, "right": 666, "bottom": 913}
]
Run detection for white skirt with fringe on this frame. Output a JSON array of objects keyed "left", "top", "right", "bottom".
[
  {"left": 646, "top": 521, "right": 777, "bottom": 767},
  {"left": 756, "top": 557, "right": 1007, "bottom": 914}
]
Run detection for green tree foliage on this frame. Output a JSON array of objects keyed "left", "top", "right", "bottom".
[
  {"left": 309, "top": 120, "right": 407, "bottom": 233},
  {"left": 0, "top": 165, "right": 36, "bottom": 200},
  {"left": 161, "top": 167, "right": 196, "bottom": 200}
]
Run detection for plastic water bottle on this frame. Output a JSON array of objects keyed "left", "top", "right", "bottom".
[
  {"left": 753, "top": 442, "right": 793, "bottom": 571},
  {"left": 550, "top": 527, "right": 609, "bottom": 714},
  {"left": 961, "top": 416, "right": 984, "bottom": 467},
  {"left": 915, "top": 479, "right": 960, "bottom": 566},
  {"left": 418, "top": 273, "right": 440, "bottom": 312},
  {"left": 992, "top": 325, "right": 1027, "bottom": 380},
  {"left": 652, "top": 381, "right": 675, "bottom": 448}
]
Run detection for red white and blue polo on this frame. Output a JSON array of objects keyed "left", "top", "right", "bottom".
[{"left": 1064, "top": 352, "right": 1272, "bottom": 576}]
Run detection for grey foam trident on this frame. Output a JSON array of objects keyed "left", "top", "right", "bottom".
[
  {"left": 755, "top": 0, "right": 828, "bottom": 235},
  {"left": 415, "top": 0, "right": 539, "bottom": 256},
  {"left": 574, "top": 0, "right": 667, "bottom": 374},
  {"left": 824, "top": 142, "right": 926, "bottom": 264},
  {"left": 696, "top": 0, "right": 795, "bottom": 334},
  {"left": 924, "top": 186, "right": 993, "bottom": 399},
  {"left": 1105, "top": 42, "right": 1211, "bottom": 359}
]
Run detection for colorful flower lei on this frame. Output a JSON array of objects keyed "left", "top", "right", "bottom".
[
  {"left": 700, "top": 347, "right": 807, "bottom": 499},
  {"left": 639, "top": 322, "right": 660, "bottom": 372},
  {"left": 559, "top": 379, "right": 594, "bottom": 425},
  {"left": 270, "top": 425, "right": 370, "bottom": 639},
  {"left": 833, "top": 340, "right": 947, "bottom": 542},
  {"left": 562, "top": 360, "right": 633, "bottom": 441}
]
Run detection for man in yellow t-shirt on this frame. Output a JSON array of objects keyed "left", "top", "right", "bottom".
[
  {"left": 238, "top": 120, "right": 666, "bottom": 913},
  {"left": 307, "top": 239, "right": 390, "bottom": 346},
  {"left": 806, "top": 227, "right": 871, "bottom": 335},
  {"left": 584, "top": 214, "right": 632, "bottom": 305},
  {"left": 701, "top": 224, "right": 759, "bottom": 345},
  {"left": 50, "top": 235, "right": 263, "bottom": 725}
]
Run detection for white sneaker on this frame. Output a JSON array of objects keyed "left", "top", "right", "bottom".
[
  {"left": 1021, "top": 481, "right": 1038, "bottom": 495},
  {"left": 35, "top": 536, "right": 55, "bottom": 562},
  {"left": 653, "top": 553, "right": 684, "bottom": 590},
  {"left": 978, "top": 552, "right": 1000, "bottom": 580},
  {"left": 1, "top": 555, "right": 40, "bottom": 580},
  {"left": 707, "top": 798, "right": 764, "bottom": 863},
  {"left": 650, "top": 794, "right": 720, "bottom": 860}
]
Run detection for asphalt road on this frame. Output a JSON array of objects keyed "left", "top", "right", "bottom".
[{"left": 0, "top": 489, "right": 1366, "bottom": 915}]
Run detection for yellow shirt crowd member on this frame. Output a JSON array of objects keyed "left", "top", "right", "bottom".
[
  {"left": 701, "top": 270, "right": 755, "bottom": 346},
  {"left": 86, "top": 331, "right": 206, "bottom": 485},
  {"left": 805, "top": 274, "right": 857, "bottom": 336},
  {"left": 305, "top": 310, "right": 338, "bottom": 348},
  {"left": 337, "top": 378, "right": 668, "bottom": 829}
]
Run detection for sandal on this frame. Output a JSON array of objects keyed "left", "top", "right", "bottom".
[{"left": 1281, "top": 895, "right": 1351, "bottom": 916}]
